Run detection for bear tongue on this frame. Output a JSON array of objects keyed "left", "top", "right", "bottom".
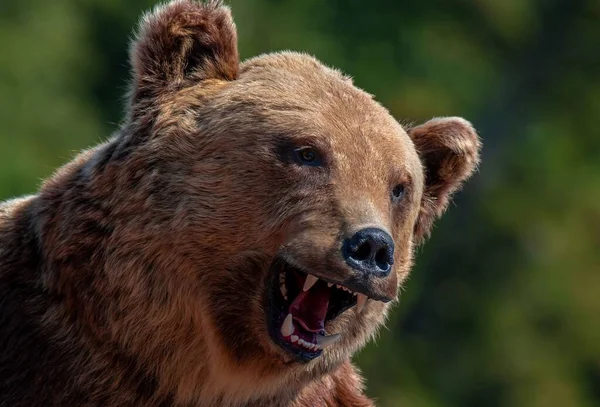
[{"left": 288, "top": 281, "right": 330, "bottom": 333}]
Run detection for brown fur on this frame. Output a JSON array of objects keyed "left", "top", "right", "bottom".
[{"left": 0, "top": 1, "right": 481, "bottom": 406}]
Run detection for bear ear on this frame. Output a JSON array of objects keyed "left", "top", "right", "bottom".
[
  {"left": 129, "top": 0, "right": 239, "bottom": 102},
  {"left": 408, "top": 117, "right": 481, "bottom": 243}
]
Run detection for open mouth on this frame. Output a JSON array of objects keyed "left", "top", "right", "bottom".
[{"left": 266, "top": 257, "right": 370, "bottom": 362}]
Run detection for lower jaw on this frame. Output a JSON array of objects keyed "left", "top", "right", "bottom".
[{"left": 267, "top": 307, "right": 323, "bottom": 362}]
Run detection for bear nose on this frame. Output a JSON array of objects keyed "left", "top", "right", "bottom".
[{"left": 342, "top": 228, "right": 395, "bottom": 277}]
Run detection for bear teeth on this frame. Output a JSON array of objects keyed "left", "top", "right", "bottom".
[
  {"left": 303, "top": 275, "right": 359, "bottom": 297},
  {"left": 297, "top": 339, "right": 318, "bottom": 351},
  {"left": 356, "top": 293, "right": 368, "bottom": 313},
  {"left": 279, "top": 272, "right": 289, "bottom": 300},
  {"left": 303, "top": 274, "right": 319, "bottom": 292},
  {"left": 316, "top": 333, "right": 341, "bottom": 348},
  {"left": 280, "top": 313, "right": 295, "bottom": 337},
  {"left": 280, "top": 283, "right": 288, "bottom": 301}
]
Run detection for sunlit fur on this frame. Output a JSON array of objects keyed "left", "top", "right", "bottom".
[{"left": 0, "top": 1, "right": 481, "bottom": 406}]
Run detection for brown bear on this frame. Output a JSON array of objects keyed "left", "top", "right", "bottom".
[{"left": 0, "top": 1, "right": 481, "bottom": 406}]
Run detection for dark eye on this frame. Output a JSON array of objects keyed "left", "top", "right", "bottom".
[
  {"left": 392, "top": 184, "right": 405, "bottom": 202},
  {"left": 293, "top": 147, "right": 322, "bottom": 167}
]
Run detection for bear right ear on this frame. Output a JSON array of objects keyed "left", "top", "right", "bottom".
[
  {"left": 408, "top": 117, "right": 481, "bottom": 244},
  {"left": 129, "top": 0, "right": 239, "bottom": 103}
]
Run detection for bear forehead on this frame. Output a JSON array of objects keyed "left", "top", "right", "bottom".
[{"left": 231, "top": 52, "right": 424, "bottom": 182}]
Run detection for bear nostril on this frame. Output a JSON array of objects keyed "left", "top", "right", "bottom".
[
  {"left": 375, "top": 248, "right": 389, "bottom": 268},
  {"left": 343, "top": 228, "right": 395, "bottom": 277},
  {"left": 353, "top": 242, "right": 371, "bottom": 261}
]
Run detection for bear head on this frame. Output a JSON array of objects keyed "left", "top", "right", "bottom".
[{"left": 94, "top": 0, "right": 482, "bottom": 399}]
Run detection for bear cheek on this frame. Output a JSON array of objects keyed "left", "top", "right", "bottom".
[{"left": 202, "top": 254, "right": 275, "bottom": 362}]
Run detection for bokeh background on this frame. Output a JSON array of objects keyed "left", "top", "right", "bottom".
[{"left": 1, "top": 0, "right": 599, "bottom": 406}]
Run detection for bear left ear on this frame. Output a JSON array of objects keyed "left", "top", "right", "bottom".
[
  {"left": 408, "top": 117, "right": 481, "bottom": 243},
  {"left": 129, "top": 0, "right": 239, "bottom": 103}
]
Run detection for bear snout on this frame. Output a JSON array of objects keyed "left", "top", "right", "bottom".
[{"left": 341, "top": 228, "right": 395, "bottom": 277}]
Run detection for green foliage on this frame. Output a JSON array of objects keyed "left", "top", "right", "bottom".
[{"left": 0, "top": 0, "right": 598, "bottom": 405}]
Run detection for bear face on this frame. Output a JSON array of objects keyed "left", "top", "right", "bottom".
[
  {"left": 0, "top": 1, "right": 480, "bottom": 405},
  {"left": 183, "top": 54, "right": 423, "bottom": 372},
  {"left": 114, "top": 0, "right": 479, "bottom": 391}
]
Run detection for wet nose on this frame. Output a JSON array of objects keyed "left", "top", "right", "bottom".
[{"left": 342, "top": 228, "right": 395, "bottom": 277}]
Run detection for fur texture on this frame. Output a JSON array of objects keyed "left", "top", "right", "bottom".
[{"left": 0, "top": 1, "right": 481, "bottom": 406}]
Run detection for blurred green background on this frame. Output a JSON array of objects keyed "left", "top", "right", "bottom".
[{"left": 1, "top": 0, "right": 599, "bottom": 406}]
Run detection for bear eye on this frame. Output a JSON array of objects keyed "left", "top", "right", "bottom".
[
  {"left": 392, "top": 184, "right": 406, "bottom": 202},
  {"left": 293, "top": 147, "right": 322, "bottom": 167}
]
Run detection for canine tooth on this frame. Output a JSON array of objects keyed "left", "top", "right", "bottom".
[
  {"left": 327, "top": 282, "right": 333, "bottom": 288},
  {"left": 316, "top": 333, "right": 341, "bottom": 348},
  {"left": 303, "top": 275, "right": 319, "bottom": 292},
  {"left": 281, "top": 313, "right": 295, "bottom": 337},
  {"left": 291, "top": 335, "right": 299, "bottom": 343},
  {"left": 356, "top": 294, "right": 368, "bottom": 313}
]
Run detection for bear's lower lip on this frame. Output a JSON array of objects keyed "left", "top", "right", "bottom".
[{"left": 265, "top": 256, "right": 359, "bottom": 361}]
